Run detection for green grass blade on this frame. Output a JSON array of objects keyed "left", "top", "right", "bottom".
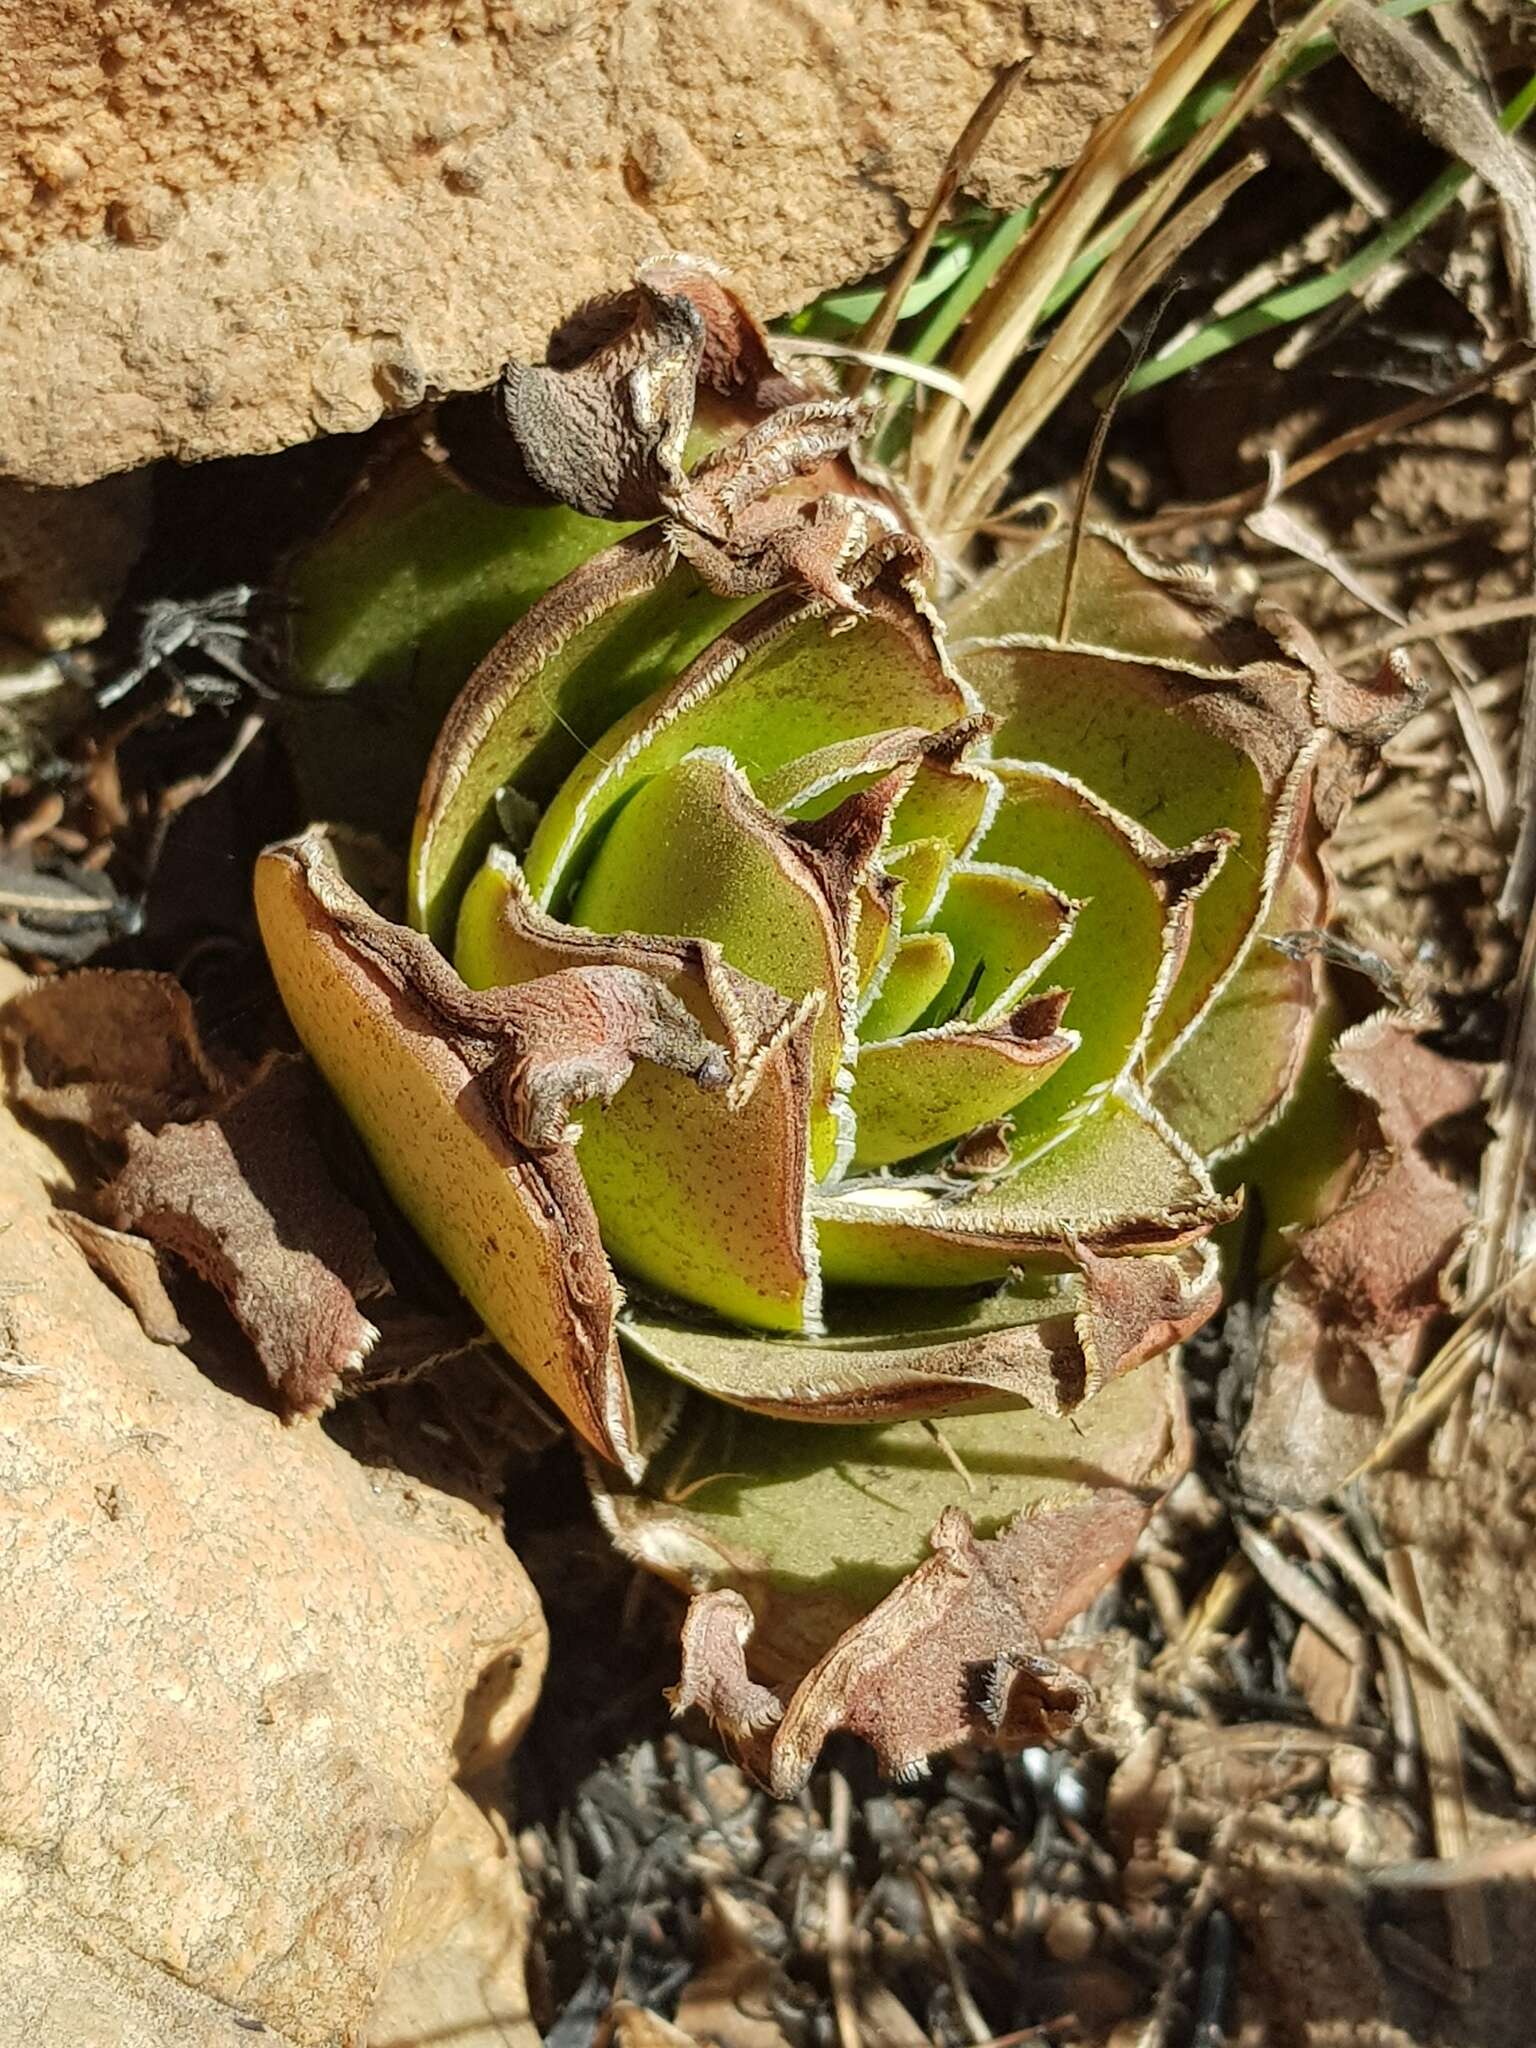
[{"left": 1123, "top": 68, "right": 1536, "bottom": 398}]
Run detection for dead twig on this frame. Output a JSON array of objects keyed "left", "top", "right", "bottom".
[
  {"left": 1234, "top": 1522, "right": 1368, "bottom": 1668},
  {"left": 1129, "top": 343, "right": 1534, "bottom": 538},
  {"left": 1340, "top": 593, "right": 1536, "bottom": 664},
  {"left": 911, "top": 1865, "right": 993, "bottom": 2046},
  {"left": 825, "top": 1769, "right": 863, "bottom": 2048},
  {"left": 1367, "top": 1836, "right": 1536, "bottom": 1891}
]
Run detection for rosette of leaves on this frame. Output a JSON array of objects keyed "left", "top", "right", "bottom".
[{"left": 260, "top": 262, "right": 1416, "bottom": 1790}]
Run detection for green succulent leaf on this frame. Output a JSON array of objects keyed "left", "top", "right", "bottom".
[
  {"left": 849, "top": 992, "right": 1077, "bottom": 1169},
  {"left": 815, "top": 1089, "right": 1235, "bottom": 1288},
  {"left": 516, "top": 543, "right": 970, "bottom": 912},
  {"left": 858, "top": 930, "right": 956, "bottom": 1041},
  {"left": 411, "top": 535, "right": 754, "bottom": 945},
  {"left": 456, "top": 845, "right": 819, "bottom": 1333},
  {"left": 258, "top": 829, "right": 727, "bottom": 1479}
]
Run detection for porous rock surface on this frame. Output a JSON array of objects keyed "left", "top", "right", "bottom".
[
  {"left": 0, "top": 0, "right": 1160, "bottom": 486},
  {"left": 0, "top": 1056, "right": 546, "bottom": 2047}
]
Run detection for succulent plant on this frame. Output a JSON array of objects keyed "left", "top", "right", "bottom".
[{"left": 259, "top": 262, "right": 1414, "bottom": 1790}]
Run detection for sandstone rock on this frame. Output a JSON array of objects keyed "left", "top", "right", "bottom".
[
  {"left": 364, "top": 1788, "right": 538, "bottom": 2048},
  {"left": 0, "top": 0, "right": 1160, "bottom": 487},
  {"left": 0, "top": 1055, "right": 547, "bottom": 2047}
]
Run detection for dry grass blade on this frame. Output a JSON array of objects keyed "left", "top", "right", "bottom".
[
  {"left": 846, "top": 58, "right": 1031, "bottom": 395},
  {"left": 1346, "top": 1266, "right": 1535, "bottom": 1480},
  {"left": 1467, "top": 929, "right": 1536, "bottom": 1405},
  {"left": 907, "top": 0, "right": 1264, "bottom": 509},
  {"left": 945, "top": 149, "right": 1266, "bottom": 534},
  {"left": 1287, "top": 1509, "right": 1536, "bottom": 1796},
  {"left": 1235, "top": 1521, "right": 1368, "bottom": 1666},
  {"left": 1152, "top": 1551, "right": 1254, "bottom": 1670},
  {"left": 774, "top": 335, "right": 968, "bottom": 400},
  {"left": 1474, "top": 153, "right": 1536, "bottom": 1401},
  {"left": 939, "top": 0, "right": 1348, "bottom": 533},
  {"left": 1366, "top": 1836, "right": 1536, "bottom": 1890},
  {"left": 1383, "top": 1546, "right": 1492, "bottom": 1975},
  {"left": 911, "top": 1865, "right": 993, "bottom": 2046},
  {"left": 826, "top": 1769, "right": 863, "bottom": 2048},
  {"left": 1338, "top": 593, "right": 1536, "bottom": 663}
]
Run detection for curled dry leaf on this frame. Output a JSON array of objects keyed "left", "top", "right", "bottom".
[
  {"left": 1, "top": 969, "right": 390, "bottom": 1416},
  {"left": 50, "top": 1209, "right": 189, "bottom": 1347},
  {"left": 257, "top": 261, "right": 1422, "bottom": 1783},
  {"left": 1238, "top": 1013, "right": 1485, "bottom": 1505},
  {"left": 256, "top": 830, "right": 738, "bottom": 1472},
  {"left": 0, "top": 967, "right": 230, "bottom": 1139},
  {"left": 105, "top": 1058, "right": 389, "bottom": 1418},
  {"left": 669, "top": 1495, "right": 1149, "bottom": 1797}
]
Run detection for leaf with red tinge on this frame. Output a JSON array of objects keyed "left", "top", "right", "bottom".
[
  {"left": 104, "top": 1058, "right": 388, "bottom": 1417},
  {"left": 257, "top": 827, "right": 738, "bottom": 1471},
  {"left": 1238, "top": 1012, "right": 1485, "bottom": 1504}
]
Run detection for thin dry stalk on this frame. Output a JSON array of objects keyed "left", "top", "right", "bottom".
[
  {"left": 1057, "top": 273, "right": 1183, "bottom": 639},
  {"left": 1384, "top": 1547, "right": 1492, "bottom": 1975},
  {"left": 1153, "top": 1551, "right": 1254, "bottom": 1671},
  {"left": 1141, "top": 1557, "right": 1188, "bottom": 1640},
  {"left": 1377, "top": 1626, "right": 1422, "bottom": 1797},
  {"left": 938, "top": 0, "right": 1349, "bottom": 533},
  {"left": 775, "top": 335, "right": 967, "bottom": 399},
  {"left": 1286, "top": 1509, "right": 1536, "bottom": 1796},
  {"left": 1235, "top": 1522, "right": 1368, "bottom": 1667},
  {"left": 1342, "top": 594, "right": 1536, "bottom": 663},
  {"left": 1348, "top": 1265, "right": 1534, "bottom": 1479},
  {"left": 1368, "top": 1836, "right": 1536, "bottom": 1890},
  {"left": 947, "top": 150, "right": 1266, "bottom": 533},
  {"left": 912, "top": 1866, "right": 992, "bottom": 2045},
  {"left": 909, "top": 0, "right": 1264, "bottom": 508},
  {"left": 847, "top": 59, "right": 1031, "bottom": 393},
  {"left": 1477, "top": 234, "right": 1536, "bottom": 1399}
]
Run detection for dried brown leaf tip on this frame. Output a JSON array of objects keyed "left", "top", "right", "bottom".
[
  {"left": 1239, "top": 1013, "right": 1485, "bottom": 1504},
  {"left": 443, "top": 252, "right": 899, "bottom": 611}
]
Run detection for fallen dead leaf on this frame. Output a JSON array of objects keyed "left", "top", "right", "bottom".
[
  {"left": 1238, "top": 1012, "right": 1484, "bottom": 1504},
  {"left": 105, "top": 1057, "right": 388, "bottom": 1417}
]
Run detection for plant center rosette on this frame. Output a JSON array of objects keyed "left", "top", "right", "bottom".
[{"left": 258, "top": 262, "right": 1417, "bottom": 1791}]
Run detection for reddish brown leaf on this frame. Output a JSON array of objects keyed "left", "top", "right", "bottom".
[
  {"left": 51, "top": 1209, "right": 189, "bottom": 1347},
  {"left": 104, "top": 1057, "right": 387, "bottom": 1418},
  {"left": 0, "top": 969, "right": 232, "bottom": 1139},
  {"left": 673, "top": 1491, "right": 1152, "bottom": 1796},
  {"left": 1238, "top": 1013, "right": 1485, "bottom": 1504}
]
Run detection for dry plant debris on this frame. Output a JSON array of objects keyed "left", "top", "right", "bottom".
[{"left": 3, "top": 3, "right": 1536, "bottom": 2044}]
